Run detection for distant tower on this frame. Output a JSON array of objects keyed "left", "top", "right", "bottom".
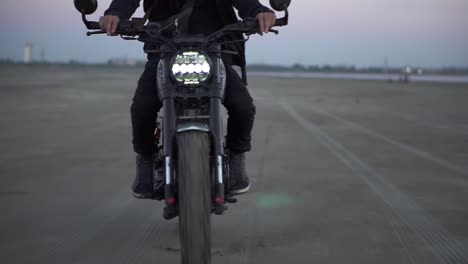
[
  {"left": 384, "top": 56, "right": 389, "bottom": 74},
  {"left": 24, "top": 43, "right": 33, "bottom": 64},
  {"left": 40, "top": 48, "right": 45, "bottom": 62}
]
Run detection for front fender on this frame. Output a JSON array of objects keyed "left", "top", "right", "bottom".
[{"left": 176, "top": 122, "right": 210, "bottom": 133}]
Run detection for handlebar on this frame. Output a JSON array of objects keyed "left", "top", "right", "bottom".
[
  {"left": 87, "top": 21, "right": 101, "bottom": 29},
  {"left": 84, "top": 14, "right": 287, "bottom": 36},
  {"left": 85, "top": 20, "right": 143, "bottom": 36},
  {"left": 83, "top": 13, "right": 289, "bottom": 49}
]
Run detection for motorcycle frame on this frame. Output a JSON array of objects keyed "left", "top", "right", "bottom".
[
  {"left": 77, "top": 5, "right": 290, "bottom": 217},
  {"left": 155, "top": 38, "right": 228, "bottom": 213}
]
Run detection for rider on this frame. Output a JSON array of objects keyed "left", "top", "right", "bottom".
[{"left": 99, "top": 0, "right": 276, "bottom": 199}]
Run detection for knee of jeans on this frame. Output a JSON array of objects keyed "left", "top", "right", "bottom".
[{"left": 228, "top": 101, "right": 256, "bottom": 118}]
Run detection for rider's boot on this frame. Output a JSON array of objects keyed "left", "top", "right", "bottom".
[
  {"left": 132, "top": 154, "right": 154, "bottom": 199},
  {"left": 228, "top": 151, "right": 250, "bottom": 195}
]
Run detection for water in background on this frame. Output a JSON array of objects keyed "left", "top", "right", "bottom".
[{"left": 248, "top": 72, "right": 468, "bottom": 84}]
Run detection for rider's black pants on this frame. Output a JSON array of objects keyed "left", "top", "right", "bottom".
[{"left": 130, "top": 58, "right": 256, "bottom": 156}]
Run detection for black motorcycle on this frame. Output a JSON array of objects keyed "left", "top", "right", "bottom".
[{"left": 74, "top": 0, "right": 290, "bottom": 263}]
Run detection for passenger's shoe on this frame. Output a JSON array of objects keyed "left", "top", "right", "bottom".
[
  {"left": 228, "top": 152, "right": 251, "bottom": 195},
  {"left": 132, "top": 154, "right": 154, "bottom": 199}
]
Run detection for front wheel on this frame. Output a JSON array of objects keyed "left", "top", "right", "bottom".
[{"left": 177, "top": 131, "right": 211, "bottom": 264}]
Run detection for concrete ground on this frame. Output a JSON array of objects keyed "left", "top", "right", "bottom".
[{"left": 0, "top": 64, "right": 467, "bottom": 264}]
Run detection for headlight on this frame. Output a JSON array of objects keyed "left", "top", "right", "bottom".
[{"left": 171, "top": 51, "right": 211, "bottom": 85}]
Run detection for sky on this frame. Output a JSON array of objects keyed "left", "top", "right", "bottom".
[{"left": 1, "top": 0, "right": 468, "bottom": 67}]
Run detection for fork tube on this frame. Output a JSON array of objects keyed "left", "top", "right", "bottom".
[
  {"left": 162, "top": 98, "right": 176, "bottom": 204},
  {"left": 210, "top": 98, "right": 224, "bottom": 185}
]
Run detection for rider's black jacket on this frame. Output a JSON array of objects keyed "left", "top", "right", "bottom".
[{"left": 104, "top": 0, "right": 273, "bottom": 84}]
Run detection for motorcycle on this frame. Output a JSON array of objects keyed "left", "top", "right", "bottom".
[{"left": 73, "top": 0, "right": 290, "bottom": 263}]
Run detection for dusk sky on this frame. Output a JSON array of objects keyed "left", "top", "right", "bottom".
[{"left": 2, "top": 0, "right": 467, "bottom": 67}]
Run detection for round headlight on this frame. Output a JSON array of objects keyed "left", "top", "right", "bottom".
[{"left": 171, "top": 51, "right": 211, "bottom": 85}]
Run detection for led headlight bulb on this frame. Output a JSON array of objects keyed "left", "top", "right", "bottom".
[{"left": 171, "top": 52, "right": 212, "bottom": 84}]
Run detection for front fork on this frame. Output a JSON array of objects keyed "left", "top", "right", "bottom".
[
  {"left": 209, "top": 97, "right": 228, "bottom": 214},
  {"left": 161, "top": 97, "right": 226, "bottom": 217},
  {"left": 160, "top": 98, "right": 177, "bottom": 214}
]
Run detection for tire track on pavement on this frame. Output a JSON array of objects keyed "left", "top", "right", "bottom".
[
  {"left": 280, "top": 99, "right": 468, "bottom": 264},
  {"left": 32, "top": 191, "right": 134, "bottom": 264},
  {"left": 241, "top": 116, "right": 274, "bottom": 264},
  {"left": 119, "top": 208, "right": 164, "bottom": 264},
  {"left": 299, "top": 103, "right": 468, "bottom": 177}
]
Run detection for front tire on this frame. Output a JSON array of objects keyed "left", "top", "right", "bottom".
[{"left": 177, "top": 131, "right": 211, "bottom": 264}]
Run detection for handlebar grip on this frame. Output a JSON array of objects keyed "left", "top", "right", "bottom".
[
  {"left": 87, "top": 21, "right": 101, "bottom": 30},
  {"left": 274, "top": 18, "right": 287, "bottom": 27}
]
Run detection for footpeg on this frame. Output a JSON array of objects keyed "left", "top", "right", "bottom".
[
  {"left": 225, "top": 196, "right": 237, "bottom": 203},
  {"left": 163, "top": 205, "right": 179, "bottom": 220},
  {"left": 152, "top": 193, "right": 164, "bottom": 201},
  {"left": 213, "top": 204, "right": 228, "bottom": 215}
]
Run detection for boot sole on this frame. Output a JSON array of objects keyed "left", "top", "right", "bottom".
[
  {"left": 229, "top": 183, "right": 251, "bottom": 195},
  {"left": 132, "top": 192, "right": 154, "bottom": 199}
]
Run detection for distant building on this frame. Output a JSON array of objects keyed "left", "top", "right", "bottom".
[{"left": 24, "top": 43, "right": 33, "bottom": 64}]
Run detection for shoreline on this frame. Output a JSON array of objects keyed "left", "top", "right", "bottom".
[
  {"left": 248, "top": 71, "right": 468, "bottom": 84},
  {"left": 1, "top": 63, "right": 468, "bottom": 84}
]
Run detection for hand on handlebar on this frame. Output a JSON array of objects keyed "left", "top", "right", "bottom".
[
  {"left": 85, "top": 11, "right": 286, "bottom": 40},
  {"left": 256, "top": 12, "right": 276, "bottom": 34},
  {"left": 99, "top": 15, "right": 120, "bottom": 36}
]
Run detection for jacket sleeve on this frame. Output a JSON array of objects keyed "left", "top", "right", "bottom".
[
  {"left": 104, "top": 0, "right": 142, "bottom": 20},
  {"left": 231, "top": 0, "right": 274, "bottom": 19}
]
